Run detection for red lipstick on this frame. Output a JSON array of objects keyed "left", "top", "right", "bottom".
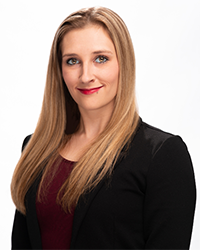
[{"left": 77, "top": 86, "right": 103, "bottom": 95}]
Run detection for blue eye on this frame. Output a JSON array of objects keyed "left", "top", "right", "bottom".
[
  {"left": 95, "top": 56, "right": 108, "bottom": 64},
  {"left": 67, "top": 58, "right": 79, "bottom": 65}
]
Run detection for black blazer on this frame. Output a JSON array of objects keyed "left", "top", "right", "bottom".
[{"left": 12, "top": 120, "right": 196, "bottom": 249}]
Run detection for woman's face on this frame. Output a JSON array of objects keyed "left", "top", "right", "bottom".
[{"left": 61, "top": 24, "right": 119, "bottom": 115}]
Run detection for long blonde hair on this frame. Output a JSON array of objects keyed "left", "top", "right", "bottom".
[{"left": 11, "top": 6, "right": 139, "bottom": 214}]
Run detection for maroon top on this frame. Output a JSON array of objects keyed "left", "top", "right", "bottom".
[{"left": 36, "top": 156, "right": 75, "bottom": 249}]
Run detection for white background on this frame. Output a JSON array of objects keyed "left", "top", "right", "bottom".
[{"left": 0, "top": 0, "right": 199, "bottom": 249}]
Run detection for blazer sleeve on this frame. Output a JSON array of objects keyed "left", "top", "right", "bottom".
[
  {"left": 11, "top": 135, "right": 32, "bottom": 250},
  {"left": 144, "top": 136, "right": 196, "bottom": 249},
  {"left": 11, "top": 210, "right": 32, "bottom": 249}
]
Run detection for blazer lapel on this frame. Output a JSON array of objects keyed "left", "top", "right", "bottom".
[
  {"left": 70, "top": 178, "right": 105, "bottom": 248},
  {"left": 70, "top": 153, "right": 125, "bottom": 248}
]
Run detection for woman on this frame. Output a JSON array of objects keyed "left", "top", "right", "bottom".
[{"left": 11, "top": 6, "right": 196, "bottom": 249}]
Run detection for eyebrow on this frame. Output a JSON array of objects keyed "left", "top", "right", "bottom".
[
  {"left": 62, "top": 53, "right": 78, "bottom": 58},
  {"left": 92, "top": 50, "right": 113, "bottom": 55},
  {"left": 62, "top": 50, "right": 113, "bottom": 58}
]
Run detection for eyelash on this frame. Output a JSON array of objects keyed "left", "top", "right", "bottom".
[
  {"left": 95, "top": 55, "right": 108, "bottom": 64},
  {"left": 66, "top": 58, "right": 79, "bottom": 65},
  {"left": 66, "top": 55, "right": 109, "bottom": 65}
]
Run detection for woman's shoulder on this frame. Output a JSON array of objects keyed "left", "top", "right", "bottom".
[
  {"left": 134, "top": 118, "right": 187, "bottom": 158},
  {"left": 139, "top": 118, "right": 174, "bottom": 140},
  {"left": 129, "top": 118, "right": 195, "bottom": 187},
  {"left": 21, "top": 134, "right": 32, "bottom": 152}
]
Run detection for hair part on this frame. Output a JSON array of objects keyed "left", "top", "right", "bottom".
[{"left": 11, "top": 6, "right": 139, "bottom": 214}]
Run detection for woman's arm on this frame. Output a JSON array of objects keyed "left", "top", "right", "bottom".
[
  {"left": 12, "top": 210, "right": 32, "bottom": 249},
  {"left": 144, "top": 136, "right": 196, "bottom": 249},
  {"left": 11, "top": 135, "right": 33, "bottom": 249}
]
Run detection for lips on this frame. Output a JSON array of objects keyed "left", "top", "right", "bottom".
[{"left": 77, "top": 86, "right": 103, "bottom": 95}]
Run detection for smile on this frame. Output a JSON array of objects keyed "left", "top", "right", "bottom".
[{"left": 77, "top": 86, "right": 103, "bottom": 95}]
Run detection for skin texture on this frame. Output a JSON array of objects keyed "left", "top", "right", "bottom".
[{"left": 60, "top": 24, "right": 119, "bottom": 161}]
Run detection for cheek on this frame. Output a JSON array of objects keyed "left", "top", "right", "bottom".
[
  {"left": 62, "top": 69, "right": 75, "bottom": 89},
  {"left": 105, "top": 63, "right": 119, "bottom": 86},
  {"left": 62, "top": 68, "right": 79, "bottom": 103}
]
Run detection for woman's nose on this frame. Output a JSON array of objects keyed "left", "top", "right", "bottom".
[{"left": 79, "top": 62, "right": 94, "bottom": 84}]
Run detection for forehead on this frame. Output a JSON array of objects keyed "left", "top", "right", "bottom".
[{"left": 61, "top": 24, "right": 115, "bottom": 54}]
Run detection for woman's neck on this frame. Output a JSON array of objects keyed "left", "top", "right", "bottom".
[{"left": 77, "top": 104, "right": 114, "bottom": 140}]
